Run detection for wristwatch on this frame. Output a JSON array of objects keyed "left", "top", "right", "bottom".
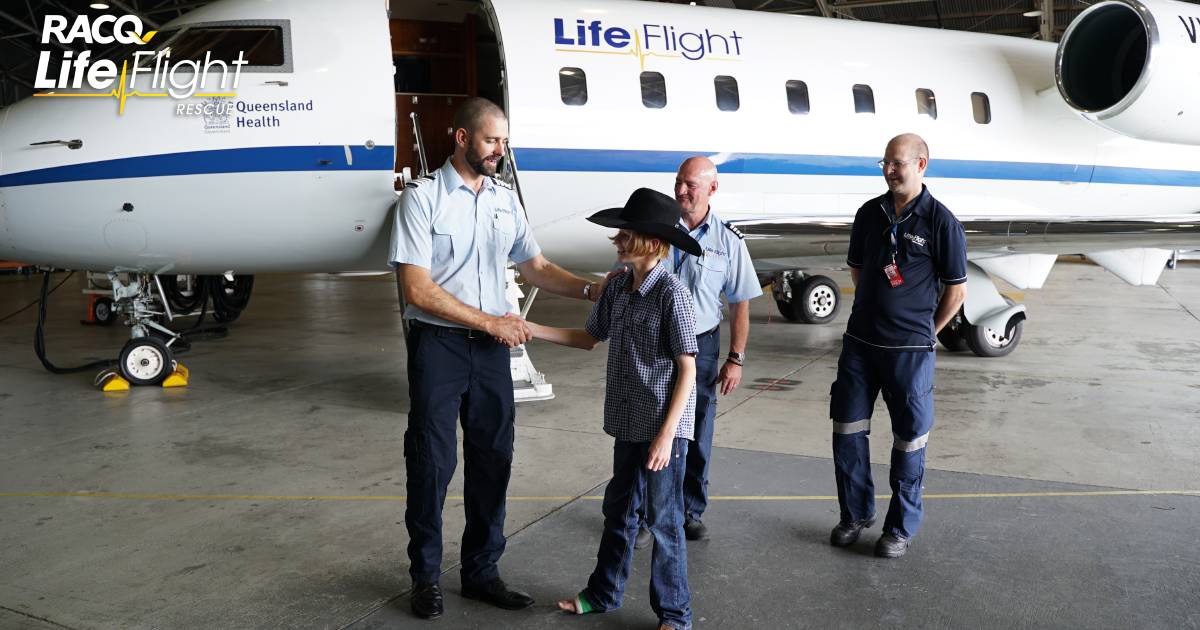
[
  {"left": 582, "top": 282, "right": 596, "bottom": 300},
  {"left": 727, "top": 351, "right": 745, "bottom": 365}
]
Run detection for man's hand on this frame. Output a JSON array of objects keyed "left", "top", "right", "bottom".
[
  {"left": 646, "top": 434, "right": 675, "bottom": 471},
  {"left": 590, "top": 267, "right": 627, "bottom": 302},
  {"left": 486, "top": 313, "right": 532, "bottom": 347},
  {"left": 717, "top": 361, "right": 742, "bottom": 395}
]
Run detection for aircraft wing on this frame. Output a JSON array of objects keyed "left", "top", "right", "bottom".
[{"left": 739, "top": 214, "right": 1200, "bottom": 287}]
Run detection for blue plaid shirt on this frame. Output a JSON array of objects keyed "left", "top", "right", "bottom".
[{"left": 586, "top": 263, "right": 699, "bottom": 442}]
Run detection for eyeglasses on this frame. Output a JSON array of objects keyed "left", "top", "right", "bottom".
[{"left": 877, "top": 158, "right": 923, "bottom": 169}]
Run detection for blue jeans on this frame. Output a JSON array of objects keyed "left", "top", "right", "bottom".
[
  {"left": 403, "top": 322, "right": 515, "bottom": 586},
  {"left": 683, "top": 327, "right": 720, "bottom": 520},
  {"left": 829, "top": 336, "right": 935, "bottom": 539},
  {"left": 584, "top": 439, "right": 691, "bottom": 630}
]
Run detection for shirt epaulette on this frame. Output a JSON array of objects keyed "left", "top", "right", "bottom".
[
  {"left": 490, "top": 176, "right": 514, "bottom": 190},
  {"left": 404, "top": 174, "right": 437, "bottom": 189},
  {"left": 723, "top": 221, "right": 745, "bottom": 240}
]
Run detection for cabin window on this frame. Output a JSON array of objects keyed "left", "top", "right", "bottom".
[
  {"left": 915, "top": 88, "right": 937, "bottom": 119},
  {"left": 559, "top": 67, "right": 588, "bottom": 106},
  {"left": 785, "top": 80, "right": 810, "bottom": 114},
  {"left": 714, "top": 75, "right": 740, "bottom": 112},
  {"left": 852, "top": 84, "right": 874, "bottom": 114},
  {"left": 161, "top": 25, "right": 287, "bottom": 67},
  {"left": 640, "top": 71, "right": 667, "bottom": 109},
  {"left": 972, "top": 92, "right": 992, "bottom": 124}
]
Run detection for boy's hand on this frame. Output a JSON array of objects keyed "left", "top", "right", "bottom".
[{"left": 646, "top": 434, "right": 674, "bottom": 471}]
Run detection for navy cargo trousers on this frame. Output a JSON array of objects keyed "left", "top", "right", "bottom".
[
  {"left": 403, "top": 321, "right": 515, "bottom": 587},
  {"left": 829, "top": 336, "right": 935, "bottom": 539}
]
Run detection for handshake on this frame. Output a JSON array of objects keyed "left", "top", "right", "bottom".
[{"left": 486, "top": 312, "right": 536, "bottom": 348}]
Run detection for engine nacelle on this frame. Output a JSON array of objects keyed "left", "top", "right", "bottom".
[{"left": 1056, "top": 0, "right": 1200, "bottom": 145}]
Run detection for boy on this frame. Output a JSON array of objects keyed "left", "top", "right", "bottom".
[{"left": 528, "top": 188, "right": 703, "bottom": 630}]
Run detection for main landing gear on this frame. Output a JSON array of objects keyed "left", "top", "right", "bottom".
[
  {"left": 772, "top": 271, "right": 842, "bottom": 324},
  {"left": 938, "top": 303, "right": 1024, "bottom": 358}
]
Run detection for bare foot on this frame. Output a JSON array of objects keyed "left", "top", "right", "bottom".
[{"left": 556, "top": 598, "right": 579, "bottom": 613}]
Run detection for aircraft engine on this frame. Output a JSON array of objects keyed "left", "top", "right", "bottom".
[{"left": 1056, "top": 0, "right": 1200, "bottom": 144}]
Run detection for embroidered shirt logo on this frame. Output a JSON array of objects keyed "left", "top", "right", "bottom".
[{"left": 904, "top": 232, "right": 927, "bottom": 247}]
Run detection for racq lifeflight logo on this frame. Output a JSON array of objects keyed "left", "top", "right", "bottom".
[{"left": 33, "top": 14, "right": 247, "bottom": 114}]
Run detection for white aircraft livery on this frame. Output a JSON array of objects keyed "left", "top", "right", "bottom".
[{"left": 1, "top": 0, "right": 1199, "bottom": 384}]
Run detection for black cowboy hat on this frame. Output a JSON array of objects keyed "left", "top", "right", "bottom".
[{"left": 587, "top": 188, "right": 703, "bottom": 257}]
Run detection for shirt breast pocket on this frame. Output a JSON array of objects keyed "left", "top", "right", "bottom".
[
  {"left": 699, "top": 255, "right": 727, "bottom": 276},
  {"left": 431, "top": 218, "right": 458, "bottom": 269},
  {"left": 632, "top": 312, "right": 664, "bottom": 353},
  {"left": 493, "top": 210, "right": 516, "bottom": 257}
]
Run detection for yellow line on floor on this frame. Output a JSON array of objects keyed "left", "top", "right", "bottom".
[{"left": 0, "top": 490, "right": 1195, "bottom": 502}]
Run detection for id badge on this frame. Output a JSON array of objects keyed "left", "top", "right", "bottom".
[{"left": 883, "top": 262, "right": 904, "bottom": 287}]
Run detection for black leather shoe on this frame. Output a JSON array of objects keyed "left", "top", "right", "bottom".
[
  {"left": 875, "top": 532, "right": 911, "bottom": 558},
  {"left": 410, "top": 582, "right": 443, "bottom": 620},
  {"left": 635, "top": 527, "right": 653, "bottom": 550},
  {"left": 461, "top": 577, "right": 534, "bottom": 610},
  {"left": 683, "top": 517, "right": 709, "bottom": 541},
  {"left": 829, "top": 517, "right": 875, "bottom": 547}
]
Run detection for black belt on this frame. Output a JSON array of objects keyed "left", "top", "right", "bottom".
[
  {"left": 409, "top": 319, "right": 490, "bottom": 340},
  {"left": 698, "top": 325, "right": 719, "bottom": 337}
]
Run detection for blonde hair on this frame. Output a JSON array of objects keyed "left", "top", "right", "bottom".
[{"left": 610, "top": 231, "right": 670, "bottom": 260}]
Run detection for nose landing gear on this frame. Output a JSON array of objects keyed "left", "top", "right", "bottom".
[{"left": 100, "top": 274, "right": 190, "bottom": 388}]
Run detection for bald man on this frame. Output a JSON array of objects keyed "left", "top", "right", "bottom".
[
  {"left": 636, "top": 157, "right": 761, "bottom": 548},
  {"left": 828, "top": 133, "right": 967, "bottom": 558}
]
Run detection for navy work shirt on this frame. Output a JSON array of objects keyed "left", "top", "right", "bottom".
[{"left": 845, "top": 185, "right": 967, "bottom": 351}]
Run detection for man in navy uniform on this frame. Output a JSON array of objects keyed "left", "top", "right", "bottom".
[
  {"left": 390, "top": 97, "right": 608, "bottom": 619},
  {"left": 829, "top": 133, "right": 967, "bottom": 558},
  {"left": 637, "top": 156, "right": 761, "bottom": 548}
]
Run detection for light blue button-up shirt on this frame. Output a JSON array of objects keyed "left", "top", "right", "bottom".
[
  {"left": 388, "top": 158, "right": 541, "bottom": 327},
  {"left": 670, "top": 209, "right": 762, "bottom": 333}
]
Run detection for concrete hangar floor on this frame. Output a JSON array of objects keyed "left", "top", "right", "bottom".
[{"left": 0, "top": 262, "right": 1197, "bottom": 630}]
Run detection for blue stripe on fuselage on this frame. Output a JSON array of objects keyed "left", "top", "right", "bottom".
[
  {"left": 512, "top": 148, "right": 1200, "bottom": 187},
  {"left": 4, "top": 145, "right": 1200, "bottom": 188},
  {"left": 0, "top": 145, "right": 396, "bottom": 188}
]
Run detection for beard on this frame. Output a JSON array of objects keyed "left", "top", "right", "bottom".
[{"left": 466, "top": 145, "right": 499, "bottom": 177}]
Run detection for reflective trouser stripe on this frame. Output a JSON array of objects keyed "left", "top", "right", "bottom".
[
  {"left": 832, "top": 419, "right": 870, "bottom": 434},
  {"left": 894, "top": 432, "right": 930, "bottom": 452}
]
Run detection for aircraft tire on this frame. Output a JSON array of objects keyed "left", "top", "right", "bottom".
[
  {"left": 793, "top": 275, "right": 840, "bottom": 324},
  {"left": 118, "top": 336, "right": 174, "bottom": 386},
  {"left": 937, "top": 310, "right": 969, "bottom": 352},
  {"left": 92, "top": 297, "right": 116, "bottom": 327},
  {"left": 774, "top": 298, "right": 798, "bottom": 322},
  {"left": 963, "top": 318, "right": 1023, "bottom": 358}
]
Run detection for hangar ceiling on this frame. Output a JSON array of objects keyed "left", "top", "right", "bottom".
[{"left": 0, "top": 0, "right": 1197, "bottom": 107}]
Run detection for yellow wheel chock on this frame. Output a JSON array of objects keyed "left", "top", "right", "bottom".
[
  {"left": 162, "top": 362, "right": 189, "bottom": 388},
  {"left": 94, "top": 369, "right": 130, "bottom": 392}
]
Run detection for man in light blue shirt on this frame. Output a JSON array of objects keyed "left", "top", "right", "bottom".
[
  {"left": 389, "top": 98, "right": 605, "bottom": 620},
  {"left": 643, "top": 156, "right": 761, "bottom": 544}
]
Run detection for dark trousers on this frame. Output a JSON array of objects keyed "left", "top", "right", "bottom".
[
  {"left": 829, "top": 337, "right": 935, "bottom": 539},
  {"left": 683, "top": 327, "right": 720, "bottom": 520},
  {"left": 404, "top": 322, "right": 515, "bottom": 586},
  {"left": 585, "top": 438, "right": 692, "bottom": 630}
]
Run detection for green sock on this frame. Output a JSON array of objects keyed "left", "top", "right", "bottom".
[{"left": 575, "top": 592, "right": 596, "bottom": 614}]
